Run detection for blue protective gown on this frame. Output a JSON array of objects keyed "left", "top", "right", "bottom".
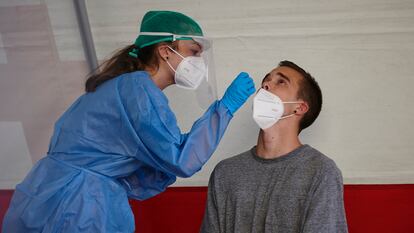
[{"left": 2, "top": 71, "right": 233, "bottom": 233}]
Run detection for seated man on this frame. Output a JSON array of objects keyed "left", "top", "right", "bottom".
[{"left": 200, "top": 61, "right": 348, "bottom": 233}]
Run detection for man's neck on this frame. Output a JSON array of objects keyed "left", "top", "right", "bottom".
[{"left": 256, "top": 124, "right": 302, "bottom": 159}]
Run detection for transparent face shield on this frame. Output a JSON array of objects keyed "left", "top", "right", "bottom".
[
  {"left": 192, "top": 36, "right": 217, "bottom": 109},
  {"left": 139, "top": 32, "right": 218, "bottom": 109}
]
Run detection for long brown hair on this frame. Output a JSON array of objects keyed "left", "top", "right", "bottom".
[{"left": 85, "top": 43, "right": 168, "bottom": 92}]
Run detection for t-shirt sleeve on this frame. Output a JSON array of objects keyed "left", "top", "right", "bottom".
[{"left": 302, "top": 161, "right": 348, "bottom": 233}]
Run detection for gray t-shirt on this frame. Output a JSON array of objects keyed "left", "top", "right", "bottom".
[{"left": 200, "top": 145, "right": 348, "bottom": 233}]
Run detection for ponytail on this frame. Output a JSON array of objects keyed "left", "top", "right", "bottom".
[{"left": 85, "top": 43, "right": 162, "bottom": 92}]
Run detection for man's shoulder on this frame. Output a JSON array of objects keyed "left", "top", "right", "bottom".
[
  {"left": 213, "top": 148, "right": 253, "bottom": 173},
  {"left": 301, "top": 145, "right": 342, "bottom": 176}
]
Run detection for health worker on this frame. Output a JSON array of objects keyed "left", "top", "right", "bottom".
[{"left": 2, "top": 10, "right": 255, "bottom": 233}]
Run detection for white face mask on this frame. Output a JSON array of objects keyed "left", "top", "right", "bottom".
[
  {"left": 166, "top": 46, "right": 207, "bottom": 90},
  {"left": 253, "top": 88, "right": 302, "bottom": 130}
]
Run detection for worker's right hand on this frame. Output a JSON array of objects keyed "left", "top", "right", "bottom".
[{"left": 221, "top": 72, "right": 256, "bottom": 115}]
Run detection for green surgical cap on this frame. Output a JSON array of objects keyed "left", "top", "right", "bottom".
[{"left": 133, "top": 11, "right": 203, "bottom": 50}]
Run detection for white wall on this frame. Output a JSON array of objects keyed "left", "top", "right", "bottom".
[{"left": 0, "top": 0, "right": 413, "bottom": 188}]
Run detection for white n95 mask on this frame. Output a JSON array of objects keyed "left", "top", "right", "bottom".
[
  {"left": 253, "top": 88, "right": 302, "bottom": 130},
  {"left": 166, "top": 46, "right": 207, "bottom": 90}
]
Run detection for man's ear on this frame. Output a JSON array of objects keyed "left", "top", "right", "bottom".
[{"left": 295, "top": 101, "right": 309, "bottom": 116}]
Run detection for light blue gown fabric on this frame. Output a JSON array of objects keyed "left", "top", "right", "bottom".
[{"left": 2, "top": 71, "right": 233, "bottom": 233}]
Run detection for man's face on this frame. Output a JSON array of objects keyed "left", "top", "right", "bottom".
[
  {"left": 262, "top": 66, "right": 309, "bottom": 131},
  {"left": 261, "top": 66, "right": 303, "bottom": 113},
  {"left": 261, "top": 66, "right": 303, "bottom": 99}
]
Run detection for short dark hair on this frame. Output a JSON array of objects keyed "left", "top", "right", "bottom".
[{"left": 278, "top": 60, "right": 322, "bottom": 133}]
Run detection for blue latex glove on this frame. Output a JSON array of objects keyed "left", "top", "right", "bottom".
[{"left": 221, "top": 72, "right": 256, "bottom": 115}]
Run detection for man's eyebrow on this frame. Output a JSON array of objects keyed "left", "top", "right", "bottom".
[{"left": 276, "top": 72, "right": 291, "bottom": 83}]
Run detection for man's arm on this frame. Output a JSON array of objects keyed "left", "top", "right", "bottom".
[
  {"left": 200, "top": 168, "right": 221, "bottom": 233},
  {"left": 302, "top": 161, "right": 348, "bottom": 233}
]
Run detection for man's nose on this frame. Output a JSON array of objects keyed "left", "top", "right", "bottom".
[{"left": 262, "top": 81, "right": 270, "bottom": 90}]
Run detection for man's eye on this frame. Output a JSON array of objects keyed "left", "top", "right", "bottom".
[{"left": 277, "top": 79, "right": 285, "bottom": 84}]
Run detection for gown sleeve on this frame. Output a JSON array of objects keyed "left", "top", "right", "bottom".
[
  {"left": 129, "top": 76, "right": 232, "bottom": 177},
  {"left": 119, "top": 72, "right": 233, "bottom": 177},
  {"left": 118, "top": 164, "right": 177, "bottom": 200}
]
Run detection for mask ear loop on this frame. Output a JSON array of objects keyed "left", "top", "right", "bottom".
[
  {"left": 164, "top": 45, "right": 185, "bottom": 73},
  {"left": 280, "top": 102, "right": 303, "bottom": 119},
  {"left": 166, "top": 45, "right": 185, "bottom": 59},
  {"left": 280, "top": 113, "right": 296, "bottom": 119},
  {"left": 165, "top": 59, "right": 177, "bottom": 73}
]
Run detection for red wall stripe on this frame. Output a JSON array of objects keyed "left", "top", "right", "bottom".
[
  {"left": 344, "top": 185, "right": 414, "bottom": 233},
  {"left": 0, "top": 190, "right": 14, "bottom": 232},
  {"left": 1, "top": 185, "right": 414, "bottom": 233}
]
